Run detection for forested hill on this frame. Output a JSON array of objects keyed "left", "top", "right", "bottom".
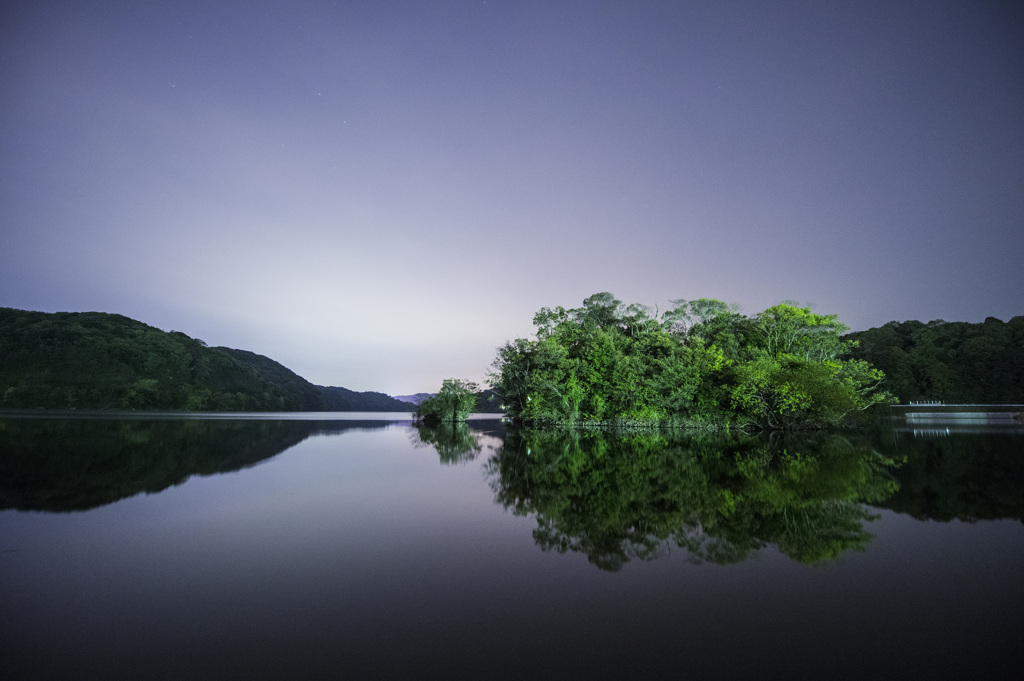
[
  {"left": 844, "top": 316, "right": 1024, "bottom": 403},
  {"left": 0, "top": 307, "right": 411, "bottom": 411},
  {"left": 319, "top": 385, "right": 416, "bottom": 411}
]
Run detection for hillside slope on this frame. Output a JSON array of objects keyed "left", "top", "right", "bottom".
[
  {"left": 0, "top": 307, "right": 408, "bottom": 411},
  {"left": 319, "top": 385, "right": 412, "bottom": 411}
]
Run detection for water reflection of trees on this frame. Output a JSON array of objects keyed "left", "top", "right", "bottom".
[
  {"left": 880, "top": 430, "right": 1024, "bottom": 523},
  {"left": 410, "top": 422, "right": 482, "bottom": 465},
  {"left": 0, "top": 417, "right": 392, "bottom": 512},
  {"left": 486, "top": 428, "right": 902, "bottom": 571}
]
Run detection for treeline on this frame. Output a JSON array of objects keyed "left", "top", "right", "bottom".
[
  {"left": 0, "top": 308, "right": 411, "bottom": 411},
  {"left": 320, "top": 385, "right": 414, "bottom": 411},
  {"left": 844, "top": 317, "right": 1024, "bottom": 404},
  {"left": 490, "top": 293, "right": 892, "bottom": 429}
]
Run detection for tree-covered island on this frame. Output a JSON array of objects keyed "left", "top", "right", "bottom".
[
  {"left": 413, "top": 378, "right": 479, "bottom": 423},
  {"left": 489, "top": 293, "right": 894, "bottom": 430}
]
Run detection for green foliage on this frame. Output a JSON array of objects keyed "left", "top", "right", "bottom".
[
  {"left": 844, "top": 316, "right": 1024, "bottom": 403},
  {"left": 414, "top": 379, "right": 479, "bottom": 423},
  {"left": 473, "top": 388, "right": 505, "bottom": 413},
  {"left": 318, "top": 385, "right": 414, "bottom": 411},
  {"left": 755, "top": 302, "right": 850, "bottom": 360},
  {"left": 489, "top": 294, "right": 893, "bottom": 430}
]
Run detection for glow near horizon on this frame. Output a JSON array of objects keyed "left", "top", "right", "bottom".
[{"left": 1, "top": 1, "right": 1021, "bottom": 394}]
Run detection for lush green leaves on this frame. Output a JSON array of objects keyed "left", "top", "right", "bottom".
[
  {"left": 844, "top": 316, "right": 1024, "bottom": 403},
  {"left": 490, "top": 294, "right": 893, "bottom": 429},
  {"left": 414, "top": 379, "right": 479, "bottom": 423}
]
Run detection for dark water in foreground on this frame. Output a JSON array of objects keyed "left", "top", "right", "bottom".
[{"left": 1, "top": 412, "right": 1022, "bottom": 680}]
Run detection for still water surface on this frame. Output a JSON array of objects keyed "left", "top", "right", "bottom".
[{"left": 1, "top": 413, "right": 1022, "bottom": 680}]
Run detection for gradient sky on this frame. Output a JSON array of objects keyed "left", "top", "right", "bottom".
[{"left": 2, "top": 1, "right": 1022, "bottom": 394}]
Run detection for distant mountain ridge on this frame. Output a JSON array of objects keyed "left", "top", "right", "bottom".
[
  {"left": 0, "top": 307, "right": 412, "bottom": 411},
  {"left": 320, "top": 385, "right": 413, "bottom": 411},
  {"left": 392, "top": 393, "right": 432, "bottom": 405},
  {"left": 393, "top": 390, "right": 504, "bottom": 413}
]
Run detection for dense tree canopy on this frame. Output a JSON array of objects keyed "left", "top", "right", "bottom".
[
  {"left": 489, "top": 293, "right": 893, "bottom": 429},
  {"left": 414, "top": 379, "right": 479, "bottom": 423},
  {"left": 844, "top": 316, "right": 1024, "bottom": 404}
]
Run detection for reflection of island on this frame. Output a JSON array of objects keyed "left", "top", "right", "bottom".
[
  {"left": 410, "top": 422, "right": 481, "bottom": 464},
  {"left": 486, "top": 428, "right": 902, "bottom": 571},
  {"left": 410, "top": 420, "right": 506, "bottom": 465},
  {"left": 0, "top": 416, "right": 398, "bottom": 512}
]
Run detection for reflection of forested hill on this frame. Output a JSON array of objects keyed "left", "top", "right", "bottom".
[
  {"left": 0, "top": 417, "right": 397, "bottom": 512},
  {"left": 875, "top": 432, "right": 1024, "bottom": 523},
  {"left": 844, "top": 316, "right": 1024, "bottom": 403},
  {"left": 0, "top": 308, "right": 411, "bottom": 411}
]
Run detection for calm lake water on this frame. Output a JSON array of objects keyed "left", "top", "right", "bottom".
[{"left": 2, "top": 412, "right": 1022, "bottom": 680}]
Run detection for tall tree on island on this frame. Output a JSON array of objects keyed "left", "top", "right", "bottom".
[{"left": 414, "top": 379, "right": 479, "bottom": 424}]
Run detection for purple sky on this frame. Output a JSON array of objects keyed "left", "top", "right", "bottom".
[{"left": 2, "top": 1, "right": 1022, "bottom": 394}]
